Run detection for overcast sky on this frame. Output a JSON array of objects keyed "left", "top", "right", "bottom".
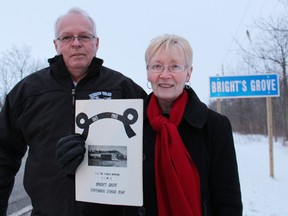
[{"left": 0, "top": 0, "right": 283, "bottom": 103}]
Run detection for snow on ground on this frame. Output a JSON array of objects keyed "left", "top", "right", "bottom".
[
  {"left": 234, "top": 133, "right": 288, "bottom": 216},
  {"left": 8, "top": 133, "right": 288, "bottom": 216}
]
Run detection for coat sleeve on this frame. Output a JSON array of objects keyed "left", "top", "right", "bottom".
[
  {"left": 0, "top": 96, "right": 27, "bottom": 215},
  {"left": 209, "top": 114, "right": 243, "bottom": 216}
]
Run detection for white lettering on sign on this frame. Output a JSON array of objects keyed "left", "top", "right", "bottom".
[
  {"left": 211, "top": 80, "right": 247, "bottom": 93},
  {"left": 250, "top": 79, "right": 276, "bottom": 92},
  {"left": 210, "top": 74, "right": 279, "bottom": 98},
  {"left": 211, "top": 79, "right": 276, "bottom": 93}
]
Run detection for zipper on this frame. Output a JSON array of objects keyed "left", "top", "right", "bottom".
[
  {"left": 72, "top": 88, "right": 76, "bottom": 107},
  {"left": 71, "top": 86, "right": 78, "bottom": 215},
  {"left": 71, "top": 87, "right": 76, "bottom": 134}
]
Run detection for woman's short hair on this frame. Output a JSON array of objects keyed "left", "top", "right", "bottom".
[{"left": 145, "top": 34, "right": 193, "bottom": 67}]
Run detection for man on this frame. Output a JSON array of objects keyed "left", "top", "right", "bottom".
[{"left": 0, "top": 7, "right": 146, "bottom": 216}]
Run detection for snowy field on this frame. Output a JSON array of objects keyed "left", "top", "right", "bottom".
[{"left": 234, "top": 133, "right": 288, "bottom": 216}]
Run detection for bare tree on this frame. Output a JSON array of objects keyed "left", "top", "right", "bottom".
[
  {"left": 0, "top": 45, "right": 47, "bottom": 108},
  {"left": 250, "top": 19, "right": 288, "bottom": 141},
  {"left": 228, "top": 8, "right": 288, "bottom": 143}
]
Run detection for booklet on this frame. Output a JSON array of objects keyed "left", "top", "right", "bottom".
[{"left": 75, "top": 99, "right": 143, "bottom": 206}]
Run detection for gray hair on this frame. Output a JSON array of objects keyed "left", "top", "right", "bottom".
[
  {"left": 54, "top": 7, "right": 97, "bottom": 38},
  {"left": 145, "top": 34, "right": 193, "bottom": 67}
]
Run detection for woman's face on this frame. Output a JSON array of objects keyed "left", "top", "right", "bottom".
[{"left": 147, "top": 47, "right": 192, "bottom": 108}]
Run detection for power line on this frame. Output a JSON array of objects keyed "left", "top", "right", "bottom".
[{"left": 221, "top": 0, "right": 252, "bottom": 66}]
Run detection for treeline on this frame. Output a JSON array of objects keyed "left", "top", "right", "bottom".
[{"left": 0, "top": 45, "right": 47, "bottom": 108}]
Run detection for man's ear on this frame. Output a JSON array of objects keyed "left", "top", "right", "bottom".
[
  {"left": 53, "top": 39, "right": 60, "bottom": 54},
  {"left": 95, "top": 37, "right": 99, "bottom": 52}
]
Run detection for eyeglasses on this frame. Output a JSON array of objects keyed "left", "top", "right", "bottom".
[
  {"left": 147, "top": 64, "right": 188, "bottom": 73},
  {"left": 56, "top": 34, "right": 96, "bottom": 44}
]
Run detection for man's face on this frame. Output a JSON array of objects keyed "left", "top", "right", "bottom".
[{"left": 53, "top": 13, "right": 99, "bottom": 74}]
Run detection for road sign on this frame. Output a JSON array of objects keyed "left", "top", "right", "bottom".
[{"left": 209, "top": 74, "right": 279, "bottom": 98}]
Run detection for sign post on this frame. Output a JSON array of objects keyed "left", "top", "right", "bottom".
[
  {"left": 209, "top": 74, "right": 279, "bottom": 177},
  {"left": 266, "top": 97, "right": 274, "bottom": 177}
]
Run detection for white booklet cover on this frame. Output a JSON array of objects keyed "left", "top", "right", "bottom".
[{"left": 75, "top": 99, "right": 143, "bottom": 206}]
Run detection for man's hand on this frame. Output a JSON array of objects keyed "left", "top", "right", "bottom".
[{"left": 55, "top": 134, "right": 86, "bottom": 175}]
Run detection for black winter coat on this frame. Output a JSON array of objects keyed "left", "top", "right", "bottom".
[
  {"left": 0, "top": 55, "right": 147, "bottom": 216},
  {"left": 126, "top": 88, "right": 243, "bottom": 216}
]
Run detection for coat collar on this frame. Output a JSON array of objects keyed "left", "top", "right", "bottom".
[
  {"left": 48, "top": 55, "right": 104, "bottom": 81},
  {"left": 183, "top": 88, "right": 208, "bottom": 129}
]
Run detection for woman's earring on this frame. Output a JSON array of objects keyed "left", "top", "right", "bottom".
[
  {"left": 185, "top": 81, "right": 191, "bottom": 89},
  {"left": 147, "top": 81, "right": 152, "bottom": 89}
]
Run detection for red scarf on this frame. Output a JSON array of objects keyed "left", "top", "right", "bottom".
[{"left": 147, "top": 91, "right": 201, "bottom": 216}]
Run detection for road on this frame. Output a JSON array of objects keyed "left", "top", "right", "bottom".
[{"left": 7, "top": 154, "right": 32, "bottom": 216}]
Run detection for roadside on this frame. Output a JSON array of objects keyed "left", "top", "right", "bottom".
[
  {"left": 8, "top": 205, "right": 32, "bottom": 216},
  {"left": 7, "top": 153, "right": 32, "bottom": 216}
]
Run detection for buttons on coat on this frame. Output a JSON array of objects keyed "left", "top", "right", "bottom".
[{"left": 142, "top": 153, "right": 146, "bottom": 161}]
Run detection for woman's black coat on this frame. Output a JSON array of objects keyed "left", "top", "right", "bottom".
[{"left": 133, "top": 88, "right": 243, "bottom": 216}]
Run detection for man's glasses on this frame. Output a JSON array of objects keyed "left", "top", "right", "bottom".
[
  {"left": 56, "top": 34, "right": 96, "bottom": 44},
  {"left": 147, "top": 64, "right": 188, "bottom": 73}
]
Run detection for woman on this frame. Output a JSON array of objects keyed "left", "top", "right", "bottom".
[{"left": 141, "top": 34, "right": 242, "bottom": 216}]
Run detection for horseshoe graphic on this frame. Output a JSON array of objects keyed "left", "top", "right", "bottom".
[{"left": 76, "top": 108, "right": 138, "bottom": 140}]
